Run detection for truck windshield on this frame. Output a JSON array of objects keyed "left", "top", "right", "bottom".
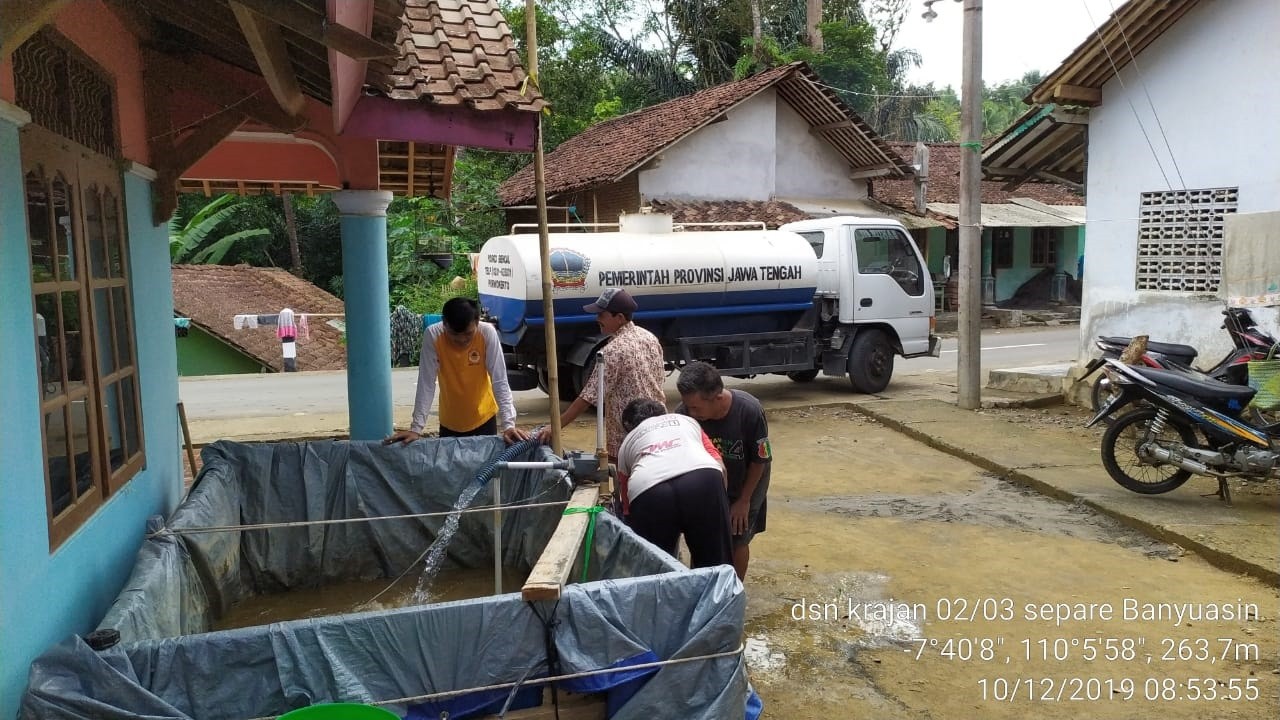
[{"left": 854, "top": 228, "right": 924, "bottom": 296}]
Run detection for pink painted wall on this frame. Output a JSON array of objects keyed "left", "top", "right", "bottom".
[
  {"left": 186, "top": 139, "right": 342, "bottom": 187},
  {"left": 0, "top": 2, "right": 148, "bottom": 164}
]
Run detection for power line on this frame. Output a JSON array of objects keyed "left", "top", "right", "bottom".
[{"left": 1106, "top": 0, "right": 1188, "bottom": 192}]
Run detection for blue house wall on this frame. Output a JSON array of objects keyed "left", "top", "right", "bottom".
[{"left": 0, "top": 107, "right": 181, "bottom": 717}]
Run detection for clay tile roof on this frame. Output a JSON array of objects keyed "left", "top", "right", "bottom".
[
  {"left": 172, "top": 265, "right": 348, "bottom": 372},
  {"left": 649, "top": 199, "right": 810, "bottom": 229},
  {"left": 499, "top": 62, "right": 909, "bottom": 205},
  {"left": 368, "top": 0, "right": 544, "bottom": 112},
  {"left": 870, "top": 142, "right": 1084, "bottom": 210}
]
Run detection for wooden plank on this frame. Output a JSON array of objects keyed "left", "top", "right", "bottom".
[
  {"left": 1052, "top": 83, "right": 1102, "bottom": 105},
  {"left": 229, "top": 1, "right": 308, "bottom": 116},
  {"left": 522, "top": 484, "right": 601, "bottom": 602},
  {"left": 807, "top": 119, "right": 854, "bottom": 133},
  {"left": 232, "top": 0, "right": 395, "bottom": 60},
  {"left": 406, "top": 141, "right": 415, "bottom": 196}
]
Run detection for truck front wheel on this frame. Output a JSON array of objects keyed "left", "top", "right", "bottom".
[{"left": 847, "top": 330, "right": 894, "bottom": 393}]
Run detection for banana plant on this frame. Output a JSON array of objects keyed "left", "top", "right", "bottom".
[{"left": 169, "top": 194, "right": 271, "bottom": 264}]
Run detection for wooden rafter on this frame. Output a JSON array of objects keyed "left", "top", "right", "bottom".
[
  {"left": 148, "top": 50, "right": 305, "bottom": 133},
  {"left": 1052, "top": 84, "right": 1102, "bottom": 106},
  {"left": 996, "top": 138, "right": 1086, "bottom": 192},
  {"left": 230, "top": 0, "right": 395, "bottom": 60},
  {"left": 1030, "top": 0, "right": 1202, "bottom": 106},
  {"left": 0, "top": 0, "right": 73, "bottom": 60},
  {"left": 228, "top": 1, "right": 307, "bottom": 116},
  {"left": 441, "top": 146, "right": 455, "bottom": 202}
]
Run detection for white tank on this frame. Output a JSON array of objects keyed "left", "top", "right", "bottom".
[{"left": 478, "top": 216, "right": 818, "bottom": 335}]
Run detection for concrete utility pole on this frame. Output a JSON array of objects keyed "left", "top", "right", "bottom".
[{"left": 924, "top": 0, "right": 983, "bottom": 409}]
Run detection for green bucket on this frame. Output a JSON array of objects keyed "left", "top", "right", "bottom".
[{"left": 277, "top": 704, "right": 399, "bottom": 720}]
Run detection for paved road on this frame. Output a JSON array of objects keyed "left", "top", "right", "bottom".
[{"left": 180, "top": 326, "right": 1081, "bottom": 421}]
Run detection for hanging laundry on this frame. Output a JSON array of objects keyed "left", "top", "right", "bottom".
[
  {"left": 297, "top": 314, "right": 310, "bottom": 341},
  {"left": 277, "top": 308, "right": 296, "bottom": 340},
  {"left": 390, "top": 305, "right": 423, "bottom": 367}
]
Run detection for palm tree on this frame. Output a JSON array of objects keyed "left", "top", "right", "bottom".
[{"left": 169, "top": 195, "right": 271, "bottom": 264}]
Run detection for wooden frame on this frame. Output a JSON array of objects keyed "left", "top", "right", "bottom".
[
  {"left": 21, "top": 125, "right": 145, "bottom": 549},
  {"left": 1030, "top": 227, "right": 1059, "bottom": 268},
  {"left": 992, "top": 228, "right": 1014, "bottom": 270}
]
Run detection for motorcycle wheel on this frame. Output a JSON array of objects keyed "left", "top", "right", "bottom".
[
  {"left": 1100, "top": 407, "right": 1198, "bottom": 494},
  {"left": 1089, "top": 374, "right": 1120, "bottom": 412}
]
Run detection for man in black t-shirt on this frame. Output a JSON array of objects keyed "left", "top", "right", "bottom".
[{"left": 676, "top": 361, "right": 771, "bottom": 581}]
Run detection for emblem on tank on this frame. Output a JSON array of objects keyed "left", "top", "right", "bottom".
[{"left": 549, "top": 248, "right": 591, "bottom": 290}]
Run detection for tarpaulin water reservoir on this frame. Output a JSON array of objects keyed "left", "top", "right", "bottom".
[{"left": 20, "top": 438, "right": 752, "bottom": 719}]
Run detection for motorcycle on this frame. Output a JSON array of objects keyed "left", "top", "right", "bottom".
[
  {"left": 1081, "top": 307, "right": 1278, "bottom": 411},
  {"left": 1086, "top": 358, "right": 1280, "bottom": 502}
]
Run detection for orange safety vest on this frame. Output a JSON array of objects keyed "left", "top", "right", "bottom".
[{"left": 434, "top": 330, "right": 498, "bottom": 432}]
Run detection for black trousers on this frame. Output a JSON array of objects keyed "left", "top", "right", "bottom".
[
  {"left": 439, "top": 415, "right": 497, "bottom": 438},
  {"left": 627, "top": 467, "right": 733, "bottom": 569}
]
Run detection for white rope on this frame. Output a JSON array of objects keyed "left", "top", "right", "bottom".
[
  {"left": 149, "top": 499, "right": 570, "bottom": 537},
  {"left": 244, "top": 643, "right": 745, "bottom": 719}
]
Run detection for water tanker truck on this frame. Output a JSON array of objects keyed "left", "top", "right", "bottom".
[{"left": 477, "top": 213, "right": 940, "bottom": 398}]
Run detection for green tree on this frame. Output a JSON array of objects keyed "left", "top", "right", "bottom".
[{"left": 169, "top": 194, "right": 271, "bottom": 264}]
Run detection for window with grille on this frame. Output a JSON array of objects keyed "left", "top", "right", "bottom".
[
  {"left": 1032, "top": 228, "right": 1059, "bottom": 267},
  {"left": 1135, "top": 187, "right": 1238, "bottom": 292},
  {"left": 13, "top": 29, "right": 119, "bottom": 159}
]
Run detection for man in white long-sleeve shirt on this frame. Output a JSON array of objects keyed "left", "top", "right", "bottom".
[{"left": 385, "top": 297, "right": 529, "bottom": 444}]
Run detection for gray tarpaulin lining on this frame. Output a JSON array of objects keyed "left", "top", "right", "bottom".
[{"left": 20, "top": 438, "right": 747, "bottom": 720}]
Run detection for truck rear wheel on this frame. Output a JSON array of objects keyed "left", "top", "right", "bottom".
[
  {"left": 537, "top": 364, "right": 580, "bottom": 401},
  {"left": 847, "top": 330, "right": 894, "bottom": 393}
]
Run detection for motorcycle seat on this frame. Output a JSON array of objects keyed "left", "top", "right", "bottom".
[
  {"left": 1130, "top": 366, "right": 1256, "bottom": 402},
  {"left": 1100, "top": 336, "right": 1198, "bottom": 361}
]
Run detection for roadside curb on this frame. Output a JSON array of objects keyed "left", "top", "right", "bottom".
[{"left": 845, "top": 401, "right": 1280, "bottom": 587}]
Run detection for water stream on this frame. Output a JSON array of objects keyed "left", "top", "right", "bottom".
[{"left": 411, "top": 480, "right": 487, "bottom": 604}]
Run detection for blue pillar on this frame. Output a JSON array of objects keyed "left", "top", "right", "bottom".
[{"left": 332, "top": 190, "right": 393, "bottom": 440}]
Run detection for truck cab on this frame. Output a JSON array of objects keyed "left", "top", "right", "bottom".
[{"left": 781, "top": 216, "right": 939, "bottom": 392}]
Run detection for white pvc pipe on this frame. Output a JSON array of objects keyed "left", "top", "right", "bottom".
[
  {"left": 493, "top": 473, "right": 503, "bottom": 595},
  {"left": 596, "top": 350, "right": 605, "bottom": 452},
  {"left": 498, "top": 461, "right": 569, "bottom": 470}
]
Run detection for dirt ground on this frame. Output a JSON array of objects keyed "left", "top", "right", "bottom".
[{"left": 560, "top": 406, "right": 1280, "bottom": 718}]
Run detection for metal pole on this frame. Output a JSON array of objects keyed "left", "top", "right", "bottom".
[
  {"left": 957, "top": 0, "right": 984, "bottom": 409},
  {"left": 594, "top": 350, "right": 611, "bottom": 493},
  {"left": 525, "top": 0, "right": 563, "bottom": 454},
  {"left": 493, "top": 472, "right": 503, "bottom": 595}
]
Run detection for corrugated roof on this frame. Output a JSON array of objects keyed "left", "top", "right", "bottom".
[
  {"left": 498, "top": 62, "right": 911, "bottom": 206},
  {"left": 172, "top": 264, "right": 348, "bottom": 372},
  {"left": 778, "top": 197, "right": 952, "bottom": 230},
  {"left": 1028, "top": 0, "right": 1203, "bottom": 106},
  {"left": 871, "top": 142, "right": 1084, "bottom": 211},
  {"left": 982, "top": 105, "right": 1088, "bottom": 189},
  {"left": 925, "top": 202, "right": 1085, "bottom": 228}
]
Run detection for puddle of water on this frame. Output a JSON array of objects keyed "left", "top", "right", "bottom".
[
  {"left": 744, "top": 635, "right": 787, "bottom": 674},
  {"left": 830, "top": 573, "right": 922, "bottom": 647},
  {"left": 213, "top": 566, "right": 528, "bottom": 631}
]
